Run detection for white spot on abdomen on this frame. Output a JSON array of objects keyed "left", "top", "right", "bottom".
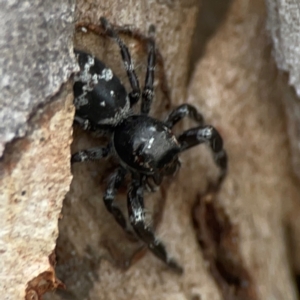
[
  {"left": 147, "top": 137, "right": 154, "bottom": 149},
  {"left": 99, "top": 68, "right": 113, "bottom": 81},
  {"left": 74, "top": 93, "right": 88, "bottom": 108}
]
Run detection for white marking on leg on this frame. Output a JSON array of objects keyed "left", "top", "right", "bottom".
[
  {"left": 130, "top": 207, "right": 144, "bottom": 224},
  {"left": 78, "top": 151, "right": 88, "bottom": 161},
  {"left": 124, "top": 61, "right": 134, "bottom": 71},
  {"left": 197, "top": 127, "right": 213, "bottom": 143}
]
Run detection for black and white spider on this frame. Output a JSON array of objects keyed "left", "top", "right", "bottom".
[{"left": 72, "top": 17, "right": 228, "bottom": 274}]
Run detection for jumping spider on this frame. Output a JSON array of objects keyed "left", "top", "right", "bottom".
[{"left": 72, "top": 17, "right": 228, "bottom": 274}]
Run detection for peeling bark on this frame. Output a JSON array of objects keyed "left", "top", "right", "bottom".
[{"left": 0, "top": 84, "right": 74, "bottom": 300}]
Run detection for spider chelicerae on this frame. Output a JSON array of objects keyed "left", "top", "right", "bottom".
[{"left": 72, "top": 17, "right": 228, "bottom": 274}]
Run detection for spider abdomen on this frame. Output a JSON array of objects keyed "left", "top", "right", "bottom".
[
  {"left": 113, "top": 115, "right": 180, "bottom": 174},
  {"left": 74, "top": 50, "right": 130, "bottom": 126}
]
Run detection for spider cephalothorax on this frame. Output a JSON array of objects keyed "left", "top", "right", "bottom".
[{"left": 72, "top": 17, "right": 228, "bottom": 274}]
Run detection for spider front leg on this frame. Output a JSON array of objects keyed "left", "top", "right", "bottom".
[
  {"left": 165, "top": 104, "right": 204, "bottom": 128},
  {"left": 127, "top": 176, "right": 183, "bottom": 274},
  {"left": 71, "top": 145, "right": 110, "bottom": 163},
  {"left": 141, "top": 25, "right": 156, "bottom": 115},
  {"left": 100, "top": 17, "right": 141, "bottom": 106},
  {"left": 74, "top": 116, "right": 95, "bottom": 131},
  {"left": 103, "top": 167, "right": 134, "bottom": 234},
  {"left": 178, "top": 126, "right": 228, "bottom": 184},
  {"left": 73, "top": 116, "right": 114, "bottom": 136}
]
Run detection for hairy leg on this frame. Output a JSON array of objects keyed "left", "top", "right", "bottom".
[
  {"left": 75, "top": 20, "right": 172, "bottom": 110},
  {"left": 178, "top": 125, "right": 227, "bottom": 184},
  {"left": 141, "top": 25, "right": 156, "bottom": 114},
  {"left": 100, "top": 17, "right": 140, "bottom": 106},
  {"left": 103, "top": 167, "right": 133, "bottom": 234},
  {"left": 127, "top": 175, "right": 183, "bottom": 274},
  {"left": 165, "top": 104, "right": 204, "bottom": 128},
  {"left": 71, "top": 145, "right": 110, "bottom": 163}
]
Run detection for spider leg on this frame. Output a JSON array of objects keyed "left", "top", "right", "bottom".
[
  {"left": 76, "top": 21, "right": 172, "bottom": 110},
  {"left": 71, "top": 146, "right": 110, "bottom": 163},
  {"left": 74, "top": 116, "right": 95, "bottom": 131},
  {"left": 114, "top": 25, "right": 172, "bottom": 110},
  {"left": 73, "top": 116, "right": 114, "bottom": 136},
  {"left": 143, "top": 173, "right": 163, "bottom": 192},
  {"left": 103, "top": 167, "right": 133, "bottom": 234},
  {"left": 141, "top": 25, "right": 156, "bottom": 115},
  {"left": 178, "top": 126, "right": 227, "bottom": 184},
  {"left": 165, "top": 104, "right": 204, "bottom": 128},
  {"left": 100, "top": 17, "right": 141, "bottom": 106},
  {"left": 127, "top": 175, "right": 183, "bottom": 274}
]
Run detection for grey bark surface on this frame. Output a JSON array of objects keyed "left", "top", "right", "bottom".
[
  {"left": 266, "top": 0, "right": 300, "bottom": 187},
  {"left": 0, "top": 0, "right": 77, "bottom": 155},
  {"left": 266, "top": 1, "right": 300, "bottom": 277},
  {"left": 266, "top": 0, "right": 300, "bottom": 96},
  {"left": 0, "top": 1, "right": 76, "bottom": 299}
]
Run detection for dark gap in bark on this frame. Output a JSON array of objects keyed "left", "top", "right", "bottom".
[
  {"left": 188, "top": 0, "right": 233, "bottom": 81},
  {"left": 294, "top": 274, "right": 300, "bottom": 299},
  {"left": 192, "top": 192, "right": 258, "bottom": 300},
  {"left": 283, "top": 223, "right": 300, "bottom": 300}
]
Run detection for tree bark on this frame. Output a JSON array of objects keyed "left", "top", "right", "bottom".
[{"left": 1, "top": 0, "right": 300, "bottom": 300}]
